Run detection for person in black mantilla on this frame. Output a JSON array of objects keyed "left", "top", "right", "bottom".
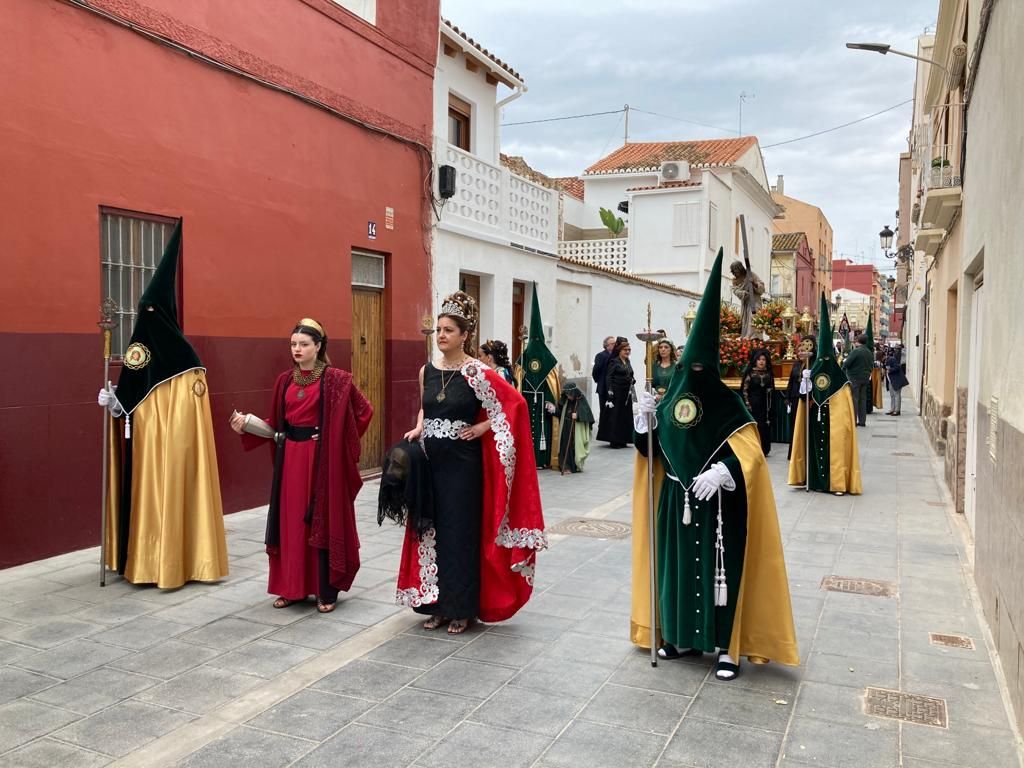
[
  {"left": 596, "top": 336, "right": 635, "bottom": 448},
  {"left": 555, "top": 382, "right": 595, "bottom": 473},
  {"left": 740, "top": 348, "right": 775, "bottom": 456}
]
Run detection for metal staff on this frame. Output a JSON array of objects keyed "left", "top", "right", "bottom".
[
  {"left": 97, "top": 298, "right": 119, "bottom": 586},
  {"left": 637, "top": 304, "right": 662, "bottom": 667},
  {"left": 804, "top": 376, "right": 811, "bottom": 493}
]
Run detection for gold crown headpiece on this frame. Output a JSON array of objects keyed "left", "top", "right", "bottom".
[{"left": 296, "top": 318, "right": 325, "bottom": 336}]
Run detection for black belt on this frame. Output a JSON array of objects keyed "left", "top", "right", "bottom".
[{"left": 284, "top": 425, "right": 319, "bottom": 442}]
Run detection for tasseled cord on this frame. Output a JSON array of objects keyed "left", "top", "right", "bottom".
[
  {"left": 125, "top": 412, "right": 131, "bottom": 439},
  {"left": 534, "top": 393, "right": 547, "bottom": 451},
  {"left": 714, "top": 487, "right": 727, "bottom": 607},
  {"left": 682, "top": 489, "right": 692, "bottom": 525}
]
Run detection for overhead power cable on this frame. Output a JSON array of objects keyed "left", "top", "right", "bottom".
[
  {"left": 762, "top": 99, "right": 913, "bottom": 148},
  {"left": 630, "top": 108, "right": 737, "bottom": 135},
  {"left": 502, "top": 109, "right": 625, "bottom": 127}
]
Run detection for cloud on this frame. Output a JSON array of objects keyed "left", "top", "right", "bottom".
[{"left": 441, "top": 0, "right": 938, "bottom": 269}]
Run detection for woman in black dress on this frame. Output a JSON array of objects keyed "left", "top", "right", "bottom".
[
  {"left": 741, "top": 348, "right": 775, "bottom": 456},
  {"left": 596, "top": 337, "right": 635, "bottom": 448}
]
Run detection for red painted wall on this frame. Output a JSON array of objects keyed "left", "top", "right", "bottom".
[
  {"left": 0, "top": 0, "right": 439, "bottom": 567},
  {"left": 831, "top": 259, "right": 877, "bottom": 296}
]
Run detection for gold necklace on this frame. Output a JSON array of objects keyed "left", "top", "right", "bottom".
[
  {"left": 436, "top": 367, "right": 459, "bottom": 403},
  {"left": 293, "top": 361, "right": 326, "bottom": 399}
]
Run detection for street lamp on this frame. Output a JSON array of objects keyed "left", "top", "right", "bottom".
[
  {"left": 845, "top": 42, "right": 950, "bottom": 75},
  {"left": 879, "top": 225, "right": 894, "bottom": 256}
]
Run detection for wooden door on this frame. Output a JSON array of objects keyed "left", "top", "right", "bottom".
[
  {"left": 511, "top": 281, "right": 526, "bottom": 363},
  {"left": 352, "top": 289, "right": 384, "bottom": 472}
]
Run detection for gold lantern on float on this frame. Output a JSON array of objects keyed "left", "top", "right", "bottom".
[{"left": 781, "top": 304, "right": 797, "bottom": 359}]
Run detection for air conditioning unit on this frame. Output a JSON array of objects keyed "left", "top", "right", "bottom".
[{"left": 660, "top": 160, "right": 690, "bottom": 184}]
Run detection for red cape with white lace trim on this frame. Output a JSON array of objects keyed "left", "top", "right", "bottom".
[{"left": 396, "top": 363, "right": 547, "bottom": 623}]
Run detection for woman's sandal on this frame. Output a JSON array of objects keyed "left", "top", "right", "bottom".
[
  {"left": 657, "top": 644, "right": 703, "bottom": 660},
  {"left": 715, "top": 652, "right": 741, "bottom": 681},
  {"left": 422, "top": 615, "right": 450, "bottom": 631},
  {"left": 272, "top": 597, "right": 294, "bottom": 609},
  {"left": 317, "top": 600, "right": 336, "bottom": 614},
  {"left": 447, "top": 618, "right": 473, "bottom": 635}
]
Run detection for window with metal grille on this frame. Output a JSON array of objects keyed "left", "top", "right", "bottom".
[
  {"left": 352, "top": 251, "right": 385, "bottom": 288},
  {"left": 100, "top": 209, "right": 178, "bottom": 359}
]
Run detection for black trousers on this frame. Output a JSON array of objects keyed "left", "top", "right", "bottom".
[
  {"left": 318, "top": 549, "right": 338, "bottom": 603},
  {"left": 850, "top": 379, "right": 869, "bottom": 426}
]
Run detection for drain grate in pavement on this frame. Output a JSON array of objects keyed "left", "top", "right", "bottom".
[
  {"left": 820, "top": 575, "right": 897, "bottom": 598},
  {"left": 929, "top": 632, "right": 975, "bottom": 650},
  {"left": 864, "top": 687, "right": 948, "bottom": 728},
  {"left": 546, "top": 517, "right": 631, "bottom": 539},
  {"left": 891, "top": 451, "right": 916, "bottom": 456},
  {"left": 874, "top": 434, "right": 898, "bottom": 438}
]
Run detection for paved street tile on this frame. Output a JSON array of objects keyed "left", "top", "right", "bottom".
[
  {"left": 292, "top": 723, "right": 430, "bottom": 768},
  {"left": 30, "top": 666, "right": 159, "bottom": 715},
  {"left": 410, "top": 658, "right": 516, "bottom": 699},
  {"left": 469, "top": 685, "right": 585, "bottom": 737},
  {"left": 331, "top": 597, "right": 402, "bottom": 626},
  {"left": 793, "top": 680, "right": 880, "bottom": 725},
  {"left": 0, "top": 738, "right": 111, "bottom": 768},
  {"left": 542, "top": 629, "right": 635, "bottom": 668},
  {"left": 419, "top": 721, "right": 550, "bottom": 768},
  {"left": 0, "top": 595, "right": 93, "bottom": 624},
  {"left": 177, "top": 616, "right": 276, "bottom": 650},
  {"left": 232, "top": 600, "right": 311, "bottom": 626},
  {"left": 687, "top": 679, "right": 793, "bottom": 732},
  {"left": 246, "top": 689, "right": 372, "bottom": 741},
  {"left": 0, "top": 700, "right": 81, "bottom": 752},
  {"left": 268, "top": 616, "right": 363, "bottom": 650},
  {"left": 14, "top": 639, "right": 133, "bottom": 679},
  {"left": 89, "top": 615, "right": 191, "bottom": 650},
  {"left": 802, "top": 650, "right": 899, "bottom": 690},
  {"left": 70, "top": 597, "right": 157, "bottom": 626},
  {"left": 901, "top": 649, "right": 1000, "bottom": 691},
  {"left": 205, "top": 638, "right": 316, "bottom": 679},
  {"left": 0, "top": 617, "right": 106, "bottom": 650},
  {"left": 0, "top": 667, "right": 58, "bottom": 705},
  {"left": 357, "top": 688, "right": 478, "bottom": 738},
  {"left": 782, "top": 716, "right": 898, "bottom": 768},
  {"left": 107, "top": 638, "right": 223, "bottom": 679},
  {"left": 509, "top": 656, "right": 614, "bottom": 699},
  {"left": 177, "top": 725, "right": 314, "bottom": 767},
  {"left": 485, "top": 612, "right": 577, "bottom": 642},
  {"left": 365, "top": 633, "right": 462, "bottom": 669},
  {"left": 135, "top": 665, "right": 264, "bottom": 714},
  {"left": 902, "top": 720, "right": 1020, "bottom": 767},
  {"left": 540, "top": 720, "right": 665, "bottom": 768},
  {"left": 312, "top": 659, "right": 421, "bottom": 701},
  {"left": 454, "top": 632, "right": 546, "bottom": 667},
  {"left": 609, "top": 651, "right": 711, "bottom": 696},
  {"left": 52, "top": 700, "right": 193, "bottom": 757},
  {"left": 663, "top": 718, "right": 784, "bottom": 768},
  {"left": 0, "top": 639, "right": 36, "bottom": 665},
  {"left": 154, "top": 596, "right": 246, "bottom": 626},
  {"left": 579, "top": 682, "right": 688, "bottom": 735}
]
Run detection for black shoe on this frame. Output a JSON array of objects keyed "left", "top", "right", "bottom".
[
  {"left": 657, "top": 644, "right": 703, "bottom": 660},
  {"left": 715, "top": 652, "right": 741, "bottom": 681}
]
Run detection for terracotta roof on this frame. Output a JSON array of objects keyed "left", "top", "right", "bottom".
[
  {"left": 558, "top": 255, "right": 701, "bottom": 298},
  {"left": 442, "top": 19, "right": 522, "bottom": 83},
  {"left": 553, "top": 177, "right": 584, "bottom": 201},
  {"left": 626, "top": 180, "right": 702, "bottom": 192},
  {"left": 584, "top": 137, "right": 758, "bottom": 175},
  {"left": 772, "top": 232, "right": 807, "bottom": 251}
]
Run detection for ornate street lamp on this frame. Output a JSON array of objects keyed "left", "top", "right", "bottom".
[
  {"left": 683, "top": 302, "right": 698, "bottom": 335},
  {"left": 879, "top": 225, "right": 894, "bottom": 256},
  {"left": 781, "top": 304, "right": 797, "bottom": 359}
]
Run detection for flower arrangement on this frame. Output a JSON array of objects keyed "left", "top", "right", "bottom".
[
  {"left": 720, "top": 336, "right": 780, "bottom": 376},
  {"left": 752, "top": 299, "right": 790, "bottom": 340},
  {"left": 719, "top": 302, "right": 741, "bottom": 336}
]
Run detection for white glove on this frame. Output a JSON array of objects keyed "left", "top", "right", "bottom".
[
  {"left": 691, "top": 462, "right": 736, "bottom": 501},
  {"left": 637, "top": 391, "right": 658, "bottom": 416},
  {"left": 97, "top": 386, "right": 115, "bottom": 408},
  {"left": 97, "top": 384, "right": 123, "bottom": 417},
  {"left": 799, "top": 368, "right": 812, "bottom": 395},
  {"left": 605, "top": 400, "right": 614, "bottom": 409},
  {"left": 544, "top": 401, "right": 556, "bottom": 414},
  {"left": 633, "top": 391, "right": 658, "bottom": 434}
]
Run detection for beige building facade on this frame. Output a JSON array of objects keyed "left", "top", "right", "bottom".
[
  {"left": 771, "top": 178, "right": 833, "bottom": 308},
  {"left": 900, "top": 0, "right": 1023, "bottom": 732}
]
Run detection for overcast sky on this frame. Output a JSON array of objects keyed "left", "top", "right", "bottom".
[{"left": 441, "top": 0, "right": 938, "bottom": 275}]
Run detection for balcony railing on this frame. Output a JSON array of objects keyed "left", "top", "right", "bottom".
[
  {"left": 558, "top": 238, "right": 629, "bottom": 272},
  {"left": 923, "top": 144, "right": 962, "bottom": 193},
  {"left": 437, "top": 140, "right": 558, "bottom": 254}
]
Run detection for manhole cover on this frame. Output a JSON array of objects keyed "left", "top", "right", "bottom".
[
  {"left": 891, "top": 452, "right": 915, "bottom": 456},
  {"left": 929, "top": 633, "right": 975, "bottom": 650},
  {"left": 864, "top": 687, "right": 948, "bottom": 728},
  {"left": 821, "top": 575, "right": 896, "bottom": 598},
  {"left": 874, "top": 434, "right": 898, "bottom": 438},
  {"left": 546, "top": 518, "right": 631, "bottom": 539}
]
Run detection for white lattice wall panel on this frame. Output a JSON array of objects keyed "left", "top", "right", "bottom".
[
  {"left": 558, "top": 238, "right": 629, "bottom": 272},
  {"left": 444, "top": 145, "right": 503, "bottom": 235},
  {"left": 508, "top": 175, "right": 556, "bottom": 250}
]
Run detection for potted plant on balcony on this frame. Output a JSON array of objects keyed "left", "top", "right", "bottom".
[
  {"left": 599, "top": 207, "right": 625, "bottom": 238},
  {"left": 930, "top": 157, "right": 953, "bottom": 188}
]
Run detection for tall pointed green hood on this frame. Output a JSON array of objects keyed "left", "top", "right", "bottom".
[
  {"left": 655, "top": 249, "right": 753, "bottom": 484},
  {"left": 115, "top": 220, "right": 203, "bottom": 414},
  {"left": 520, "top": 283, "right": 558, "bottom": 389},
  {"left": 865, "top": 309, "right": 875, "bottom": 349},
  {"left": 809, "top": 292, "right": 848, "bottom": 406}
]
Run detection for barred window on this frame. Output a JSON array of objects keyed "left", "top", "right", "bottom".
[{"left": 100, "top": 208, "right": 178, "bottom": 359}]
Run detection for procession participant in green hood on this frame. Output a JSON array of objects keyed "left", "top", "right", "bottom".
[
  {"left": 629, "top": 249, "right": 798, "bottom": 681},
  {"left": 96, "top": 222, "right": 228, "bottom": 588},
  {"left": 788, "top": 294, "right": 862, "bottom": 494},
  {"left": 555, "top": 382, "right": 595, "bottom": 474},
  {"left": 513, "top": 284, "right": 561, "bottom": 468}
]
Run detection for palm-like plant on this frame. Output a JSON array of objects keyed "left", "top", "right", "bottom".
[{"left": 599, "top": 207, "right": 625, "bottom": 237}]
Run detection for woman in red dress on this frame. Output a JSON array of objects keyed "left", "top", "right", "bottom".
[{"left": 231, "top": 319, "right": 372, "bottom": 613}]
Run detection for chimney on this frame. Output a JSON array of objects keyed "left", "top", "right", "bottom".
[{"left": 774, "top": 174, "right": 784, "bottom": 195}]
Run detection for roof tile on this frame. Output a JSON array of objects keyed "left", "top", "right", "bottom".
[
  {"left": 772, "top": 232, "right": 807, "bottom": 251},
  {"left": 584, "top": 137, "right": 758, "bottom": 175},
  {"left": 442, "top": 19, "right": 522, "bottom": 82}
]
